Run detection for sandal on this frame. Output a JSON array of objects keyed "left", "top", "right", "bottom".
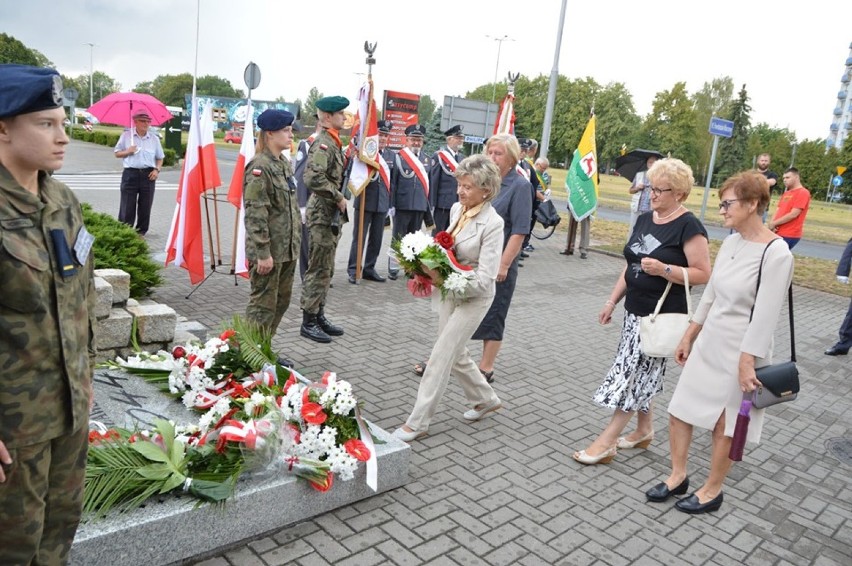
[
  {"left": 413, "top": 361, "right": 427, "bottom": 376},
  {"left": 480, "top": 368, "right": 495, "bottom": 384}
]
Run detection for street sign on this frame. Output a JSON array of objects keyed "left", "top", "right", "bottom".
[
  {"left": 838, "top": 166, "right": 847, "bottom": 176},
  {"left": 244, "top": 62, "right": 261, "bottom": 90},
  {"left": 464, "top": 135, "right": 485, "bottom": 145},
  {"left": 62, "top": 87, "right": 79, "bottom": 107},
  {"left": 708, "top": 116, "right": 734, "bottom": 138},
  {"left": 832, "top": 175, "right": 844, "bottom": 187}
]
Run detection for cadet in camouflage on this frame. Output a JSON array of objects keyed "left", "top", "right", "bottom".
[
  {"left": 0, "top": 64, "right": 97, "bottom": 565},
  {"left": 299, "top": 95, "right": 349, "bottom": 343},
  {"left": 243, "top": 109, "right": 301, "bottom": 337}
]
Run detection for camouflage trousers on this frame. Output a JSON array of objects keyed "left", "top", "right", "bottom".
[
  {"left": 300, "top": 223, "right": 341, "bottom": 314},
  {"left": 0, "top": 425, "right": 88, "bottom": 566},
  {"left": 246, "top": 260, "right": 297, "bottom": 336}
]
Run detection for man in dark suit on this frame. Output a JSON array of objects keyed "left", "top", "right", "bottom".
[
  {"left": 388, "top": 123, "right": 432, "bottom": 279},
  {"left": 429, "top": 124, "right": 465, "bottom": 233},
  {"left": 348, "top": 120, "right": 394, "bottom": 283},
  {"left": 825, "top": 237, "right": 852, "bottom": 355}
]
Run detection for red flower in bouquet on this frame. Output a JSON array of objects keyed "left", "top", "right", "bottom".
[
  {"left": 172, "top": 346, "right": 187, "bottom": 359},
  {"left": 434, "top": 231, "right": 454, "bottom": 250},
  {"left": 308, "top": 471, "right": 334, "bottom": 492},
  {"left": 302, "top": 402, "right": 328, "bottom": 425},
  {"left": 283, "top": 374, "right": 297, "bottom": 394},
  {"left": 220, "top": 329, "right": 236, "bottom": 341},
  {"left": 344, "top": 439, "right": 371, "bottom": 462},
  {"left": 407, "top": 274, "right": 434, "bottom": 298},
  {"left": 88, "top": 429, "right": 120, "bottom": 444}
]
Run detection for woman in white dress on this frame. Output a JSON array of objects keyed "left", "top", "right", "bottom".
[{"left": 646, "top": 171, "right": 794, "bottom": 514}]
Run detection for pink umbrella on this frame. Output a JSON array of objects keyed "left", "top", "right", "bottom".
[{"left": 87, "top": 92, "right": 173, "bottom": 127}]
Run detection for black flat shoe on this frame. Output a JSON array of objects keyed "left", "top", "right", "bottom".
[
  {"left": 675, "top": 492, "right": 723, "bottom": 514},
  {"left": 825, "top": 345, "right": 849, "bottom": 356},
  {"left": 645, "top": 476, "right": 689, "bottom": 502},
  {"left": 362, "top": 270, "right": 386, "bottom": 282}
]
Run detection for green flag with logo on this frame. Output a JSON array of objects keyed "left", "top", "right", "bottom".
[{"left": 565, "top": 115, "right": 598, "bottom": 221}]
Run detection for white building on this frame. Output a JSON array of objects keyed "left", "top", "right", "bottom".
[{"left": 828, "top": 41, "right": 852, "bottom": 150}]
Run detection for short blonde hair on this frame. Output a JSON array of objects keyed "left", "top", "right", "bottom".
[
  {"left": 647, "top": 158, "right": 694, "bottom": 200},
  {"left": 485, "top": 133, "right": 521, "bottom": 164},
  {"left": 455, "top": 154, "right": 502, "bottom": 202}
]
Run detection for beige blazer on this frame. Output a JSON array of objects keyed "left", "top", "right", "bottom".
[{"left": 446, "top": 202, "right": 504, "bottom": 299}]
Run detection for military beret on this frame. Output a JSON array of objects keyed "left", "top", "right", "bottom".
[
  {"left": 444, "top": 124, "right": 464, "bottom": 137},
  {"left": 0, "top": 64, "right": 64, "bottom": 119},
  {"left": 405, "top": 124, "right": 426, "bottom": 137},
  {"left": 315, "top": 96, "right": 349, "bottom": 113},
  {"left": 257, "top": 109, "right": 296, "bottom": 131},
  {"left": 377, "top": 120, "right": 392, "bottom": 134},
  {"left": 518, "top": 137, "right": 532, "bottom": 149}
]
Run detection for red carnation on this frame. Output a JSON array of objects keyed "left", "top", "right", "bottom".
[
  {"left": 434, "top": 231, "right": 454, "bottom": 249},
  {"left": 220, "top": 329, "right": 236, "bottom": 341},
  {"left": 301, "top": 402, "right": 327, "bottom": 425},
  {"left": 172, "top": 346, "right": 186, "bottom": 359},
  {"left": 344, "top": 439, "right": 371, "bottom": 462}
]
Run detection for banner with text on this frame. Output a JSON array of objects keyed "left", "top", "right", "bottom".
[{"left": 383, "top": 90, "right": 420, "bottom": 150}]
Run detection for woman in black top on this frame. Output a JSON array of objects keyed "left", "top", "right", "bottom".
[{"left": 573, "top": 158, "right": 712, "bottom": 465}]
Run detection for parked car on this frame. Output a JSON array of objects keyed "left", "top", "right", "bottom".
[{"left": 224, "top": 130, "right": 243, "bottom": 144}]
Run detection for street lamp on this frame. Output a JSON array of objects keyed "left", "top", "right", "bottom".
[
  {"left": 486, "top": 34, "right": 514, "bottom": 104},
  {"left": 83, "top": 42, "right": 96, "bottom": 107}
]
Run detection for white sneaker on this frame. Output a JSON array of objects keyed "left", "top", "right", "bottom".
[
  {"left": 392, "top": 427, "right": 427, "bottom": 442},
  {"left": 462, "top": 398, "right": 502, "bottom": 421}
]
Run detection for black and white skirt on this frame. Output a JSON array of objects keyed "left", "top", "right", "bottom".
[{"left": 593, "top": 312, "right": 667, "bottom": 413}]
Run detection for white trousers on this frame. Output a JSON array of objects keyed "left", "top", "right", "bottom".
[{"left": 405, "top": 295, "right": 499, "bottom": 431}]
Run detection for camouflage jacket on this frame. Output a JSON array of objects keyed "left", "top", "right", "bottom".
[
  {"left": 304, "top": 129, "right": 345, "bottom": 227},
  {"left": 0, "top": 165, "right": 96, "bottom": 448},
  {"left": 243, "top": 149, "right": 301, "bottom": 262}
]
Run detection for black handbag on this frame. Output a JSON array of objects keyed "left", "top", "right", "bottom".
[
  {"left": 534, "top": 199, "right": 561, "bottom": 228},
  {"left": 750, "top": 240, "right": 799, "bottom": 409}
]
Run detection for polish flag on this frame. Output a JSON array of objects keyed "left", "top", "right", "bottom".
[
  {"left": 165, "top": 99, "right": 220, "bottom": 284},
  {"left": 227, "top": 101, "right": 255, "bottom": 277},
  {"left": 347, "top": 79, "right": 380, "bottom": 197},
  {"left": 493, "top": 92, "right": 515, "bottom": 135}
]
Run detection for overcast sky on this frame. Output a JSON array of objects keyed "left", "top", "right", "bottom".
[{"left": 4, "top": 0, "right": 849, "bottom": 142}]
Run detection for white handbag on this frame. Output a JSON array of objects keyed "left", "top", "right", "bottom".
[{"left": 639, "top": 267, "right": 691, "bottom": 358}]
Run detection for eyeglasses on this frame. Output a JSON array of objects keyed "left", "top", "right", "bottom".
[
  {"left": 650, "top": 186, "right": 673, "bottom": 196},
  {"left": 718, "top": 199, "right": 740, "bottom": 211}
]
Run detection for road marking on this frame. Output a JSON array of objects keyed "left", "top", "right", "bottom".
[{"left": 54, "top": 173, "right": 179, "bottom": 191}]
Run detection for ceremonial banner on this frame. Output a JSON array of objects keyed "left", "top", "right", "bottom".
[
  {"left": 383, "top": 90, "right": 419, "bottom": 150},
  {"left": 493, "top": 93, "right": 515, "bottom": 135},
  {"left": 348, "top": 80, "right": 380, "bottom": 197},
  {"left": 226, "top": 100, "right": 255, "bottom": 277},
  {"left": 565, "top": 115, "right": 598, "bottom": 221}
]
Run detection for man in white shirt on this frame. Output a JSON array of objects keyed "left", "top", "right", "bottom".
[{"left": 114, "top": 109, "right": 165, "bottom": 236}]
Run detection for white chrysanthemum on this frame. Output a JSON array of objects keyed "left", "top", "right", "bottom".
[
  {"left": 332, "top": 395, "right": 356, "bottom": 416},
  {"left": 327, "top": 446, "right": 358, "bottom": 481},
  {"left": 400, "top": 231, "right": 432, "bottom": 260},
  {"left": 181, "top": 390, "right": 197, "bottom": 409},
  {"left": 443, "top": 272, "right": 470, "bottom": 293}
]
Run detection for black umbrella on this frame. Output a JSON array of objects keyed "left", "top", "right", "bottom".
[{"left": 615, "top": 149, "right": 665, "bottom": 182}]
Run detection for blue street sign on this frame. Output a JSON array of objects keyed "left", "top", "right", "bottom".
[
  {"left": 708, "top": 116, "right": 734, "bottom": 138},
  {"left": 464, "top": 135, "right": 485, "bottom": 145},
  {"left": 833, "top": 175, "right": 844, "bottom": 187}
]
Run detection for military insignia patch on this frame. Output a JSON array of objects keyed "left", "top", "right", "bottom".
[
  {"left": 251, "top": 168, "right": 262, "bottom": 176},
  {"left": 319, "top": 143, "right": 328, "bottom": 150}
]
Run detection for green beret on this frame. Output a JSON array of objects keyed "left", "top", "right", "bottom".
[{"left": 316, "top": 96, "right": 349, "bottom": 113}]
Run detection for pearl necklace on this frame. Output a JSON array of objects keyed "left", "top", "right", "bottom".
[{"left": 654, "top": 204, "right": 684, "bottom": 221}]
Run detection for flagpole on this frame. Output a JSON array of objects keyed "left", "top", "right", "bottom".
[{"left": 354, "top": 41, "right": 377, "bottom": 283}]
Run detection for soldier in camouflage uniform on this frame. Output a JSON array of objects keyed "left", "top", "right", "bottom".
[
  {"left": 299, "top": 95, "right": 349, "bottom": 343},
  {"left": 0, "top": 65, "right": 97, "bottom": 566},
  {"left": 243, "top": 109, "right": 301, "bottom": 338}
]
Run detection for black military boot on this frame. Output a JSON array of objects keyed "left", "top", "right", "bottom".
[
  {"left": 316, "top": 304, "right": 344, "bottom": 336},
  {"left": 300, "top": 311, "right": 332, "bottom": 343}
]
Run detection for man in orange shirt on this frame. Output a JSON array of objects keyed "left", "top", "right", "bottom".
[{"left": 769, "top": 167, "right": 810, "bottom": 249}]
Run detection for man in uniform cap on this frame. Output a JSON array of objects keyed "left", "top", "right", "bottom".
[
  {"left": 299, "top": 95, "right": 349, "bottom": 342},
  {"left": 243, "top": 109, "right": 301, "bottom": 349},
  {"left": 428, "top": 124, "right": 465, "bottom": 233},
  {"left": 294, "top": 117, "right": 324, "bottom": 281},
  {"left": 387, "top": 123, "right": 432, "bottom": 279},
  {"left": 113, "top": 107, "right": 165, "bottom": 236},
  {"left": 0, "top": 64, "right": 97, "bottom": 565},
  {"left": 347, "top": 119, "right": 394, "bottom": 284}
]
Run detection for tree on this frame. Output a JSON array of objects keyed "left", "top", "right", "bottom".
[
  {"left": 75, "top": 71, "right": 121, "bottom": 104},
  {"left": 643, "top": 82, "right": 700, "bottom": 170},
  {"left": 134, "top": 74, "right": 245, "bottom": 107},
  {"left": 423, "top": 107, "right": 444, "bottom": 155},
  {"left": 793, "top": 139, "right": 833, "bottom": 199},
  {"left": 691, "top": 77, "right": 734, "bottom": 182},
  {"left": 594, "top": 82, "right": 641, "bottom": 170},
  {"left": 418, "top": 94, "right": 437, "bottom": 126},
  {"left": 747, "top": 123, "right": 796, "bottom": 172},
  {"left": 197, "top": 75, "right": 244, "bottom": 99},
  {"left": 302, "top": 87, "right": 324, "bottom": 120},
  {"left": 0, "top": 33, "right": 53, "bottom": 67},
  {"left": 715, "top": 84, "right": 752, "bottom": 181}
]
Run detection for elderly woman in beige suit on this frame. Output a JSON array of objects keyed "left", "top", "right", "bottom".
[{"left": 393, "top": 155, "right": 505, "bottom": 442}]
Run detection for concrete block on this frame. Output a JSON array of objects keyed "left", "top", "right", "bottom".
[
  {"left": 94, "top": 268, "right": 130, "bottom": 304},
  {"left": 93, "top": 277, "right": 113, "bottom": 320},
  {"left": 174, "top": 320, "right": 208, "bottom": 343},
  {"left": 126, "top": 303, "right": 177, "bottom": 344},
  {"left": 96, "top": 308, "right": 133, "bottom": 350}
]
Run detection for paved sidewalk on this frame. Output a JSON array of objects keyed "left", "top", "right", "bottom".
[{"left": 63, "top": 139, "right": 851, "bottom": 565}]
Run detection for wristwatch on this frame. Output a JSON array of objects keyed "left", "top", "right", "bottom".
[{"left": 664, "top": 265, "right": 672, "bottom": 276}]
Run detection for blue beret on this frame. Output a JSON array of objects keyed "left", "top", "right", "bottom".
[
  {"left": 315, "top": 96, "right": 349, "bottom": 113},
  {"left": 377, "top": 120, "right": 392, "bottom": 133},
  {"left": 0, "top": 64, "right": 64, "bottom": 119},
  {"left": 444, "top": 124, "right": 464, "bottom": 137},
  {"left": 257, "top": 109, "right": 295, "bottom": 131},
  {"left": 405, "top": 124, "right": 426, "bottom": 137}
]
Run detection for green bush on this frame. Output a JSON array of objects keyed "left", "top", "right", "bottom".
[
  {"left": 163, "top": 148, "right": 177, "bottom": 166},
  {"left": 81, "top": 203, "right": 163, "bottom": 298}
]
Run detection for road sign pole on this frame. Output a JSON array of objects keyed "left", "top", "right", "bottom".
[{"left": 700, "top": 135, "right": 720, "bottom": 222}]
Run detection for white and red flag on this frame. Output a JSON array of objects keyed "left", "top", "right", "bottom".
[
  {"left": 165, "top": 99, "right": 221, "bottom": 284},
  {"left": 347, "top": 79, "right": 381, "bottom": 197},
  {"left": 226, "top": 101, "right": 255, "bottom": 278},
  {"left": 492, "top": 92, "right": 515, "bottom": 135}
]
